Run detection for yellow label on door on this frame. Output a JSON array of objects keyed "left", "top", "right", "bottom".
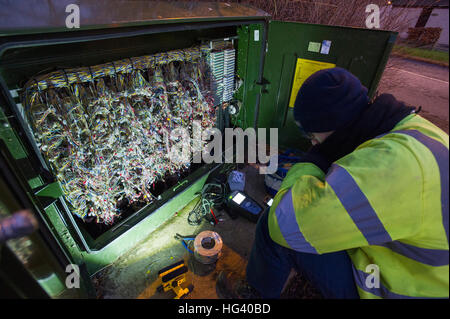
[{"left": 289, "top": 58, "right": 336, "bottom": 108}]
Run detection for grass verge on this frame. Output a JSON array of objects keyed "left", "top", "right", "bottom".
[{"left": 392, "top": 45, "right": 449, "bottom": 67}]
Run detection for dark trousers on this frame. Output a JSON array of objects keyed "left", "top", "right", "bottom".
[{"left": 246, "top": 209, "right": 359, "bottom": 299}]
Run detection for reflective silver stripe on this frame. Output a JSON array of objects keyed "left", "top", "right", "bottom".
[
  {"left": 352, "top": 266, "right": 444, "bottom": 299},
  {"left": 274, "top": 189, "right": 318, "bottom": 253},
  {"left": 384, "top": 130, "right": 449, "bottom": 244},
  {"left": 326, "top": 164, "right": 392, "bottom": 245},
  {"left": 378, "top": 241, "right": 449, "bottom": 267}
]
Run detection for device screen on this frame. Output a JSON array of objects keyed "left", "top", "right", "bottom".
[{"left": 232, "top": 192, "right": 246, "bottom": 205}]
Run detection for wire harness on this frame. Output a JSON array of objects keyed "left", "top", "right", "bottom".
[{"left": 21, "top": 45, "right": 218, "bottom": 225}]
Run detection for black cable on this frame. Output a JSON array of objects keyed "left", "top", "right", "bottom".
[
  {"left": 187, "top": 181, "right": 227, "bottom": 226},
  {"left": 187, "top": 196, "right": 203, "bottom": 226}
]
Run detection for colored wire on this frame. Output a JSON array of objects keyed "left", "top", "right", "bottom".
[{"left": 21, "top": 45, "right": 224, "bottom": 225}]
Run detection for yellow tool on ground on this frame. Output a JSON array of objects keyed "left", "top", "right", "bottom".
[{"left": 157, "top": 260, "right": 194, "bottom": 299}]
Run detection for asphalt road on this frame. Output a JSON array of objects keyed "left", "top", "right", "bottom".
[{"left": 378, "top": 56, "right": 449, "bottom": 133}]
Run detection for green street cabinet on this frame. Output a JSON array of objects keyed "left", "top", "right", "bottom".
[{"left": 0, "top": 1, "right": 396, "bottom": 298}]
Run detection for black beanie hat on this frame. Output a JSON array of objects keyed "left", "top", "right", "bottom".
[{"left": 293, "top": 67, "right": 369, "bottom": 133}]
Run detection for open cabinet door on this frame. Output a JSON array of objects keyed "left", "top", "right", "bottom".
[
  {"left": 258, "top": 21, "right": 397, "bottom": 148},
  {"left": 0, "top": 146, "right": 95, "bottom": 298}
]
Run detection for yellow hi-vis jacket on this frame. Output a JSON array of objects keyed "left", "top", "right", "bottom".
[{"left": 268, "top": 114, "right": 449, "bottom": 298}]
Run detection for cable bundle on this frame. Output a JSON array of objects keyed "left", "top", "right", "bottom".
[
  {"left": 187, "top": 182, "right": 227, "bottom": 226},
  {"left": 21, "top": 45, "right": 218, "bottom": 225}
]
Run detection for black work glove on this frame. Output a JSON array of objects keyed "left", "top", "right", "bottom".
[{"left": 298, "top": 145, "right": 333, "bottom": 173}]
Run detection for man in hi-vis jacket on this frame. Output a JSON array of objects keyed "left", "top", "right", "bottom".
[{"left": 217, "top": 67, "right": 449, "bottom": 299}]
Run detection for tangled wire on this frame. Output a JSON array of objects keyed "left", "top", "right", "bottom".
[{"left": 21, "top": 45, "right": 220, "bottom": 225}]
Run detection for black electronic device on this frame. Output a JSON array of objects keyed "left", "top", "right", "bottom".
[{"left": 225, "top": 190, "right": 264, "bottom": 223}]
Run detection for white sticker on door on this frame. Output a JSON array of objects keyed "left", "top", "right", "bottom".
[
  {"left": 321, "top": 40, "right": 332, "bottom": 54},
  {"left": 254, "top": 30, "right": 260, "bottom": 42},
  {"left": 307, "top": 42, "right": 321, "bottom": 53}
]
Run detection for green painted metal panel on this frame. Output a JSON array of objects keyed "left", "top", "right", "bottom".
[
  {"left": 234, "top": 23, "right": 265, "bottom": 129},
  {"left": 0, "top": 108, "right": 28, "bottom": 159},
  {"left": 43, "top": 204, "right": 85, "bottom": 265},
  {"left": 0, "top": 178, "right": 76, "bottom": 298},
  {"left": 27, "top": 176, "right": 44, "bottom": 190},
  {"left": 35, "top": 182, "right": 64, "bottom": 199},
  {"left": 258, "top": 21, "right": 397, "bottom": 147},
  {"left": 37, "top": 272, "right": 66, "bottom": 297}
]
